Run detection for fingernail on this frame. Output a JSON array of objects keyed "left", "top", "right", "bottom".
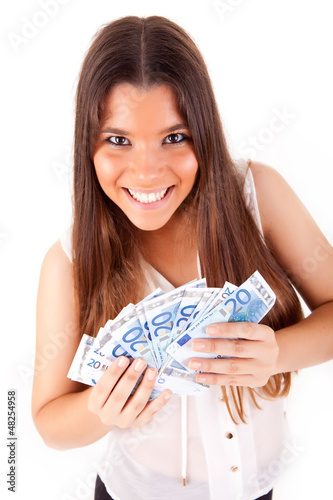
[
  {"left": 196, "top": 375, "right": 207, "bottom": 383},
  {"left": 146, "top": 368, "right": 157, "bottom": 381},
  {"left": 192, "top": 341, "right": 206, "bottom": 351},
  {"left": 134, "top": 359, "right": 146, "bottom": 372},
  {"left": 164, "top": 391, "right": 172, "bottom": 401},
  {"left": 117, "top": 357, "right": 128, "bottom": 368},
  {"left": 206, "top": 325, "right": 219, "bottom": 335},
  {"left": 189, "top": 360, "right": 202, "bottom": 370}
]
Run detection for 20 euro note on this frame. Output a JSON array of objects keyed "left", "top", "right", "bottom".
[
  {"left": 67, "top": 281, "right": 204, "bottom": 391},
  {"left": 66, "top": 334, "right": 195, "bottom": 398},
  {"left": 166, "top": 271, "right": 276, "bottom": 371},
  {"left": 101, "top": 304, "right": 157, "bottom": 369},
  {"left": 154, "top": 355, "right": 209, "bottom": 395},
  {"left": 195, "top": 282, "right": 238, "bottom": 320},
  {"left": 87, "top": 288, "right": 164, "bottom": 375},
  {"left": 67, "top": 312, "right": 208, "bottom": 396},
  {"left": 67, "top": 334, "right": 113, "bottom": 386},
  {"left": 95, "top": 289, "right": 163, "bottom": 350},
  {"left": 143, "top": 279, "right": 207, "bottom": 368},
  {"left": 97, "top": 282, "right": 205, "bottom": 370},
  {"left": 67, "top": 281, "right": 234, "bottom": 390},
  {"left": 67, "top": 333, "right": 203, "bottom": 398},
  {"left": 96, "top": 303, "right": 135, "bottom": 350},
  {"left": 153, "top": 283, "right": 237, "bottom": 394},
  {"left": 170, "top": 287, "right": 220, "bottom": 343},
  {"left": 68, "top": 321, "right": 136, "bottom": 386},
  {"left": 67, "top": 273, "right": 275, "bottom": 398},
  {"left": 182, "top": 282, "right": 238, "bottom": 333},
  {"left": 67, "top": 334, "right": 164, "bottom": 400},
  {"left": 67, "top": 282, "right": 204, "bottom": 388}
]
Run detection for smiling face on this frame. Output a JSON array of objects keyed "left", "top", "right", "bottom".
[{"left": 93, "top": 83, "right": 199, "bottom": 232}]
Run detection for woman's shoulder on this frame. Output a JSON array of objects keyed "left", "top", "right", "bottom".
[
  {"left": 39, "top": 239, "right": 74, "bottom": 297},
  {"left": 235, "top": 157, "right": 281, "bottom": 194},
  {"left": 247, "top": 159, "right": 281, "bottom": 181},
  {"left": 248, "top": 160, "right": 333, "bottom": 309},
  {"left": 42, "top": 238, "right": 72, "bottom": 268},
  {"left": 237, "top": 157, "right": 281, "bottom": 184},
  {"left": 37, "top": 238, "right": 77, "bottom": 340},
  {"left": 247, "top": 160, "right": 297, "bottom": 233},
  {"left": 39, "top": 226, "right": 73, "bottom": 280},
  {"left": 59, "top": 226, "right": 73, "bottom": 262}
]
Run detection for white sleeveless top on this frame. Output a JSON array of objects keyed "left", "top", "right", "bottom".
[{"left": 61, "top": 159, "right": 290, "bottom": 500}]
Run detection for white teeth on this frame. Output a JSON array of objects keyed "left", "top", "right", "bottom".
[{"left": 127, "top": 188, "right": 168, "bottom": 204}]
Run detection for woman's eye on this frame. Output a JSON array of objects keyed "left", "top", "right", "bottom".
[
  {"left": 106, "top": 133, "right": 189, "bottom": 146},
  {"left": 164, "top": 133, "right": 188, "bottom": 144},
  {"left": 108, "top": 136, "right": 130, "bottom": 146}
]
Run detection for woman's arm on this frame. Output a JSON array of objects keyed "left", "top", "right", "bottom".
[
  {"left": 32, "top": 240, "right": 171, "bottom": 450},
  {"left": 189, "top": 162, "right": 333, "bottom": 386},
  {"left": 32, "top": 240, "right": 110, "bottom": 449},
  {"left": 251, "top": 161, "right": 333, "bottom": 373}
]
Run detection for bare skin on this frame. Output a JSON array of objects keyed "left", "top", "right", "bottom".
[
  {"left": 32, "top": 84, "right": 333, "bottom": 450},
  {"left": 191, "top": 163, "right": 333, "bottom": 386}
]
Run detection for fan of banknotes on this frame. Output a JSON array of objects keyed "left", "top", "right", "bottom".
[{"left": 68, "top": 271, "right": 276, "bottom": 398}]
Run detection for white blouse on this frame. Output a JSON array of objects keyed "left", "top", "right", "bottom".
[{"left": 61, "top": 159, "right": 291, "bottom": 500}]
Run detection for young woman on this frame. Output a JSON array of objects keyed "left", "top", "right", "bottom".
[{"left": 32, "top": 15, "right": 333, "bottom": 500}]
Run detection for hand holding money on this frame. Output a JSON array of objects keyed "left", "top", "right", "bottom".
[
  {"left": 68, "top": 271, "right": 276, "bottom": 401},
  {"left": 87, "top": 356, "right": 172, "bottom": 429},
  {"left": 189, "top": 322, "right": 279, "bottom": 388}
]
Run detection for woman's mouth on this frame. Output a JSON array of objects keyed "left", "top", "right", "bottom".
[{"left": 126, "top": 187, "right": 172, "bottom": 204}]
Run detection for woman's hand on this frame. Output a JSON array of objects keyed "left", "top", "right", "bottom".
[
  {"left": 88, "top": 357, "right": 172, "bottom": 429},
  {"left": 189, "top": 322, "right": 279, "bottom": 388}
]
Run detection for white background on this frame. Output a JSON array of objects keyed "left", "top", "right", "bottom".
[{"left": 1, "top": 0, "right": 333, "bottom": 499}]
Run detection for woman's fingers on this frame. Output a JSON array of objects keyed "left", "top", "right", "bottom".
[
  {"left": 88, "top": 357, "right": 173, "bottom": 427},
  {"left": 192, "top": 337, "right": 261, "bottom": 359},
  {"left": 117, "top": 366, "right": 173, "bottom": 428},
  {"left": 189, "top": 356, "right": 255, "bottom": 375},
  {"left": 100, "top": 358, "right": 148, "bottom": 425},
  {"left": 133, "top": 390, "right": 173, "bottom": 428},
  {"left": 88, "top": 356, "right": 131, "bottom": 413},
  {"left": 191, "top": 324, "right": 277, "bottom": 360},
  {"left": 205, "top": 321, "right": 269, "bottom": 342},
  {"left": 117, "top": 366, "right": 160, "bottom": 427},
  {"left": 189, "top": 322, "right": 279, "bottom": 387},
  {"left": 191, "top": 357, "right": 270, "bottom": 387},
  {"left": 195, "top": 372, "right": 258, "bottom": 387}
]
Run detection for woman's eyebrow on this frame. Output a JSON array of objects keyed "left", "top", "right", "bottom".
[
  {"left": 100, "top": 123, "right": 190, "bottom": 135},
  {"left": 160, "top": 123, "right": 190, "bottom": 134}
]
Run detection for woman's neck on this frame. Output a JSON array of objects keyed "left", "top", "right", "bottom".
[{"left": 138, "top": 212, "right": 199, "bottom": 287}]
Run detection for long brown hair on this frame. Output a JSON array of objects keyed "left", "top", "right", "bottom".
[{"left": 72, "top": 15, "right": 303, "bottom": 422}]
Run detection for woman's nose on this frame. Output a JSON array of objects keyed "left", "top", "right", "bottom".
[{"left": 128, "top": 143, "right": 165, "bottom": 182}]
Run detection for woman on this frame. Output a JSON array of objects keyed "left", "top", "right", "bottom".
[{"left": 32, "top": 15, "right": 333, "bottom": 500}]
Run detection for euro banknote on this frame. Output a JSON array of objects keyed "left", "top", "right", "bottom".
[
  {"left": 67, "top": 279, "right": 207, "bottom": 390},
  {"left": 166, "top": 271, "right": 276, "bottom": 371},
  {"left": 67, "top": 271, "right": 276, "bottom": 398}
]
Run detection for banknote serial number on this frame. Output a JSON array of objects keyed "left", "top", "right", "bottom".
[{"left": 7, "top": 390, "right": 17, "bottom": 492}]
